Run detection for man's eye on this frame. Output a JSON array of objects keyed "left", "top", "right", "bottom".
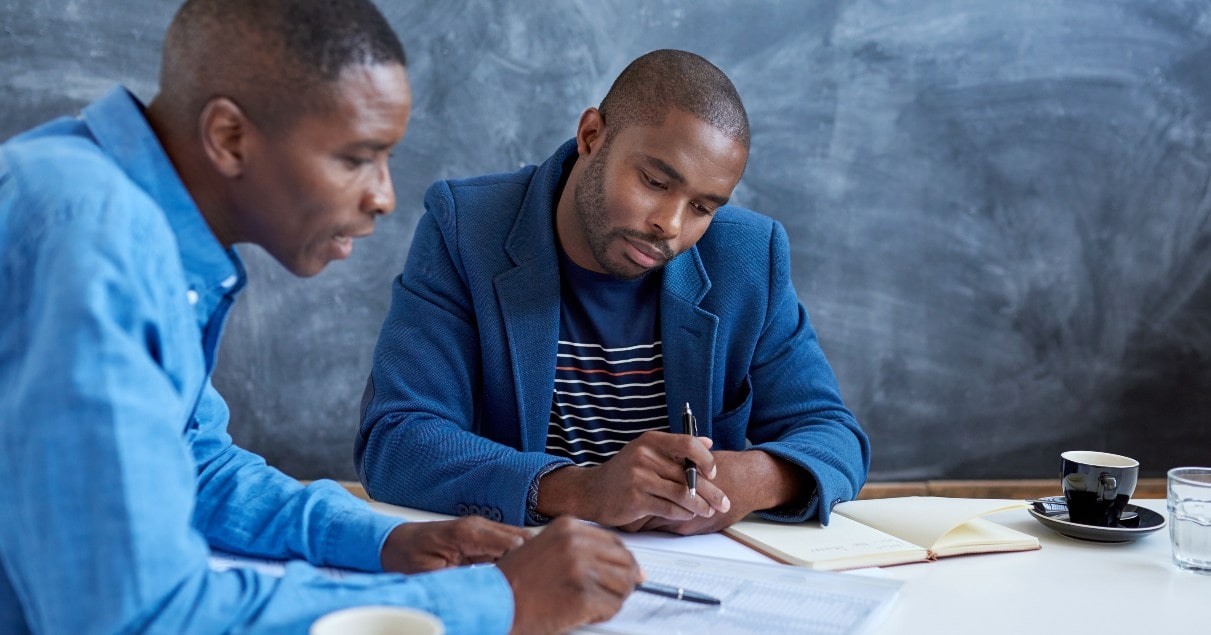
[
  {"left": 342, "top": 156, "right": 370, "bottom": 168},
  {"left": 644, "top": 174, "right": 667, "bottom": 190}
]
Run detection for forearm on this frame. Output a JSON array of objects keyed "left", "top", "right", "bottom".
[
  {"left": 190, "top": 383, "right": 399, "bottom": 571},
  {"left": 359, "top": 411, "right": 569, "bottom": 525},
  {"left": 203, "top": 563, "right": 514, "bottom": 635},
  {"left": 196, "top": 452, "right": 401, "bottom": 572}
]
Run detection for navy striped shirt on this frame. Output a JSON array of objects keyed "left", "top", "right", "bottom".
[{"left": 548, "top": 251, "right": 667, "bottom": 465}]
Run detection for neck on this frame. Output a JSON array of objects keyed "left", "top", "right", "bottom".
[{"left": 145, "top": 96, "right": 239, "bottom": 248}]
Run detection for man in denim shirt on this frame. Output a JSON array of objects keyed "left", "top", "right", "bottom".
[{"left": 0, "top": 1, "right": 638, "bottom": 634}]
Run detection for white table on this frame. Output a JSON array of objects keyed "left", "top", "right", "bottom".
[
  {"left": 872, "top": 500, "right": 1207, "bottom": 634},
  {"left": 371, "top": 499, "right": 1210, "bottom": 633}
]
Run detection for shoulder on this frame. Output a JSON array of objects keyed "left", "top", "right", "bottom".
[
  {"left": 695, "top": 205, "right": 788, "bottom": 277},
  {"left": 2, "top": 130, "right": 177, "bottom": 276},
  {"left": 5, "top": 129, "right": 167, "bottom": 228},
  {"left": 423, "top": 164, "right": 539, "bottom": 223}
]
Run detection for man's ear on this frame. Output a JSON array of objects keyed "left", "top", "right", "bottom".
[
  {"left": 198, "top": 97, "right": 251, "bottom": 178},
  {"left": 575, "top": 107, "right": 606, "bottom": 157}
]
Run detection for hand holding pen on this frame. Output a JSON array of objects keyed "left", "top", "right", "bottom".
[{"left": 533, "top": 413, "right": 728, "bottom": 528}]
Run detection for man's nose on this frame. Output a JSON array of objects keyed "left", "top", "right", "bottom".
[
  {"left": 364, "top": 161, "right": 395, "bottom": 216},
  {"left": 647, "top": 199, "right": 684, "bottom": 239}
]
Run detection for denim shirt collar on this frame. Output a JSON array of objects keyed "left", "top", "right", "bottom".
[{"left": 81, "top": 87, "right": 247, "bottom": 319}]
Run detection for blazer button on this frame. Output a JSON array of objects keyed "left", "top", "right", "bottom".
[
  {"left": 490, "top": 508, "right": 502, "bottom": 522},
  {"left": 468, "top": 504, "right": 480, "bottom": 516},
  {"left": 455, "top": 503, "right": 468, "bottom": 516}
]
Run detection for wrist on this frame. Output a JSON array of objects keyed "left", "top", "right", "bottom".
[
  {"left": 729, "top": 450, "right": 813, "bottom": 511},
  {"left": 534, "top": 464, "right": 591, "bottom": 519}
]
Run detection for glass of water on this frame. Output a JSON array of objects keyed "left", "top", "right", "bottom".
[{"left": 1168, "top": 466, "right": 1211, "bottom": 574}]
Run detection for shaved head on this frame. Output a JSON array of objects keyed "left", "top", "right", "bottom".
[
  {"left": 157, "top": 0, "right": 406, "bottom": 135},
  {"left": 598, "top": 49, "right": 750, "bottom": 151}
]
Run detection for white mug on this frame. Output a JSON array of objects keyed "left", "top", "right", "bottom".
[{"left": 310, "top": 606, "right": 444, "bottom": 635}]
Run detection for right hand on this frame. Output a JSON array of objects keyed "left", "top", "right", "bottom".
[
  {"left": 496, "top": 516, "right": 642, "bottom": 635},
  {"left": 537, "top": 431, "right": 730, "bottom": 527}
]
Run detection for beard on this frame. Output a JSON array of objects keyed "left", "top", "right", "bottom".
[{"left": 573, "top": 139, "right": 673, "bottom": 280}]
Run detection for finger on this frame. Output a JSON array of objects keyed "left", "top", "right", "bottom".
[
  {"left": 696, "top": 436, "right": 717, "bottom": 477},
  {"left": 647, "top": 434, "right": 717, "bottom": 484},
  {"left": 641, "top": 468, "right": 718, "bottom": 519},
  {"left": 616, "top": 517, "right": 651, "bottom": 533},
  {"left": 451, "top": 518, "right": 528, "bottom": 561},
  {"left": 643, "top": 514, "right": 713, "bottom": 536},
  {"left": 691, "top": 477, "right": 732, "bottom": 515},
  {"left": 587, "top": 547, "right": 642, "bottom": 599},
  {"left": 680, "top": 439, "right": 716, "bottom": 479},
  {"left": 612, "top": 460, "right": 706, "bottom": 521},
  {"left": 640, "top": 487, "right": 704, "bottom": 521}
]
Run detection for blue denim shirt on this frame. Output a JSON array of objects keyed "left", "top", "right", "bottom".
[{"left": 0, "top": 87, "right": 512, "bottom": 634}]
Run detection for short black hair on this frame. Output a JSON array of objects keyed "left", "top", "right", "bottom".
[
  {"left": 159, "top": 0, "right": 406, "bottom": 132},
  {"left": 598, "top": 49, "right": 750, "bottom": 150}
]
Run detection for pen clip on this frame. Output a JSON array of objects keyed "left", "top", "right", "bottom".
[{"left": 682, "top": 402, "right": 697, "bottom": 437}]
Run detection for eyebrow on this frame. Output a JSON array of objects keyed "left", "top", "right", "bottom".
[
  {"left": 346, "top": 140, "right": 395, "bottom": 153},
  {"left": 646, "top": 155, "right": 731, "bottom": 207}
]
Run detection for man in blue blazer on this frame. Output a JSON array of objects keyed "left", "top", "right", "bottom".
[{"left": 357, "top": 49, "right": 869, "bottom": 534}]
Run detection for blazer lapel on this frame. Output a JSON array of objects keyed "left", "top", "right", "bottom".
[
  {"left": 496, "top": 259, "right": 559, "bottom": 451},
  {"left": 660, "top": 247, "right": 718, "bottom": 436},
  {"left": 494, "top": 147, "right": 569, "bottom": 452}
]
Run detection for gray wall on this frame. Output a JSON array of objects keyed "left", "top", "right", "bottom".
[{"left": 3, "top": 0, "right": 1210, "bottom": 482}]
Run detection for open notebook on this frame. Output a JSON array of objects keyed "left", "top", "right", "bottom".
[{"left": 724, "top": 497, "right": 1040, "bottom": 571}]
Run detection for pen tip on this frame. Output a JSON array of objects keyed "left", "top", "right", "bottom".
[{"left": 683, "top": 402, "right": 692, "bottom": 415}]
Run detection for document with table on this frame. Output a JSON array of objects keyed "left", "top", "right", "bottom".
[{"left": 586, "top": 546, "right": 900, "bottom": 635}]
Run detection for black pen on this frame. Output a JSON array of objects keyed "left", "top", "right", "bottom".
[
  {"left": 682, "top": 402, "right": 697, "bottom": 499},
  {"left": 636, "top": 581, "right": 722, "bottom": 606}
]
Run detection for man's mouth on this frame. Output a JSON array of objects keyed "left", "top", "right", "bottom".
[{"left": 623, "top": 237, "right": 668, "bottom": 268}]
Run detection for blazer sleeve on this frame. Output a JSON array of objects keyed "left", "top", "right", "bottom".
[
  {"left": 356, "top": 182, "right": 568, "bottom": 526},
  {"left": 742, "top": 221, "right": 871, "bottom": 524}
]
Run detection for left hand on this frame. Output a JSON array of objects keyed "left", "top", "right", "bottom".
[
  {"left": 623, "top": 450, "right": 813, "bottom": 535},
  {"left": 380, "top": 516, "right": 531, "bottom": 574}
]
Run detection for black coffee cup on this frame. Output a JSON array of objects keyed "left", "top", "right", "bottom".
[{"left": 1060, "top": 450, "right": 1139, "bottom": 526}]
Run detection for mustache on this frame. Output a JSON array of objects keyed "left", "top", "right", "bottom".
[{"left": 616, "top": 229, "right": 674, "bottom": 260}]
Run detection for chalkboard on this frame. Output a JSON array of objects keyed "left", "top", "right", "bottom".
[{"left": 4, "top": 0, "right": 1210, "bottom": 483}]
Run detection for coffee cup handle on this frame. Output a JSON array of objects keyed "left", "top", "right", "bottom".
[{"left": 1098, "top": 473, "right": 1118, "bottom": 499}]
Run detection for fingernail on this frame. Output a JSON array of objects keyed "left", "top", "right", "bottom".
[
  {"left": 710, "top": 466, "right": 718, "bottom": 479},
  {"left": 721, "top": 496, "right": 731, "bottom": 513}
]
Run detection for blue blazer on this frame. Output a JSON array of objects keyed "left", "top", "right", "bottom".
[{"left": 357, "top": 140, "right": 870, "bottom": 526}]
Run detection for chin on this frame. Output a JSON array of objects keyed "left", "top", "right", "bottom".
[
  {"left": 279, "top": 256, "right": 328, "bottom": 278},
  {"left": 295, "top": 262, "right": 329, "bottom": 278}
]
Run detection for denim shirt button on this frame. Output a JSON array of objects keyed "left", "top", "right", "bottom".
[{"left": 455, "top": 503, "right": 468, "bottom": 516}]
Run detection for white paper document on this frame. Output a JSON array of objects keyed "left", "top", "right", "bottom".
[{"left": 586, "top": 546, "right": 901, "bottom": 635}]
